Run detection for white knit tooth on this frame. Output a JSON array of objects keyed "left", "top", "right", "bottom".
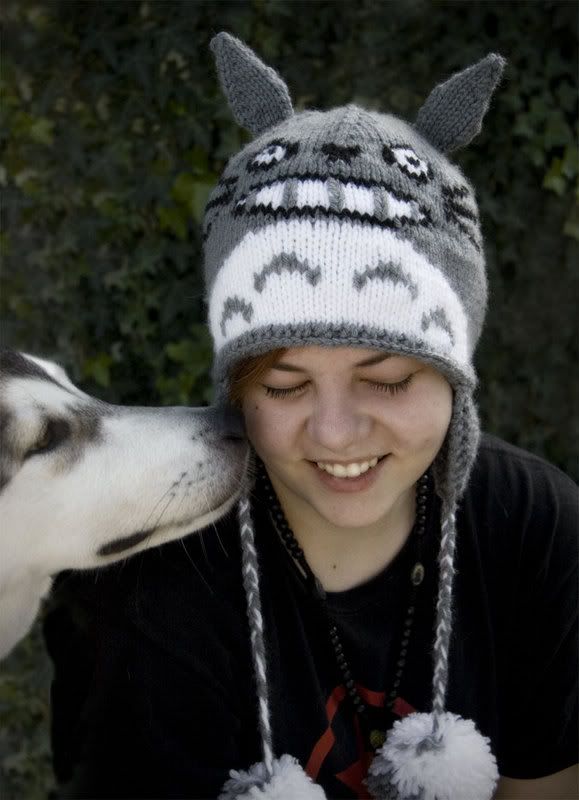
[
  {"left": 296, "top": 179, "right": 330, "bottom": 209},
  {"left": 254, "top": 182, "right": 285, "bottom": 209},
  {"left": 343, "top": 183, "right": 374, "bottom": 216},
  {"left": 385, "top": 191, "right": 416, "bottom": 220}
]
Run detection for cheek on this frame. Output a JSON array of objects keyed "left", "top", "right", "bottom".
[
  {"left": 389, "top": 379, "right": 453, "bottom": 451},
  {"left": 242, "top": 399, "right": 297, "bottom": 455}
]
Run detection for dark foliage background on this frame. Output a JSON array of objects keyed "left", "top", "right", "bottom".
[{"left": 0, "top": 1, "right": 577, "bottom": 797}]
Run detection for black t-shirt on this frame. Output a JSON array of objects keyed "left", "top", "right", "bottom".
[{"left": 43, "top": 433, "right": 578, "bottom": 799}]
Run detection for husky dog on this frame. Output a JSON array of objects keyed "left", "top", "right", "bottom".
[{"left": 0, "top": 349, "right": 249, "bottom": 659}]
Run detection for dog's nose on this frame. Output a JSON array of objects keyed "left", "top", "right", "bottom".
[{"left": 214, "top": 406, "right": 246, "bottom": 440}]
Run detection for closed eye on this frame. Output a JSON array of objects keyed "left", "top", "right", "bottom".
[{"left": 263, "top": 376, "right": 414, "bottom": 398}]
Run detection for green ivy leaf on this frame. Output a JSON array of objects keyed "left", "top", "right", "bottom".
[{"left": 82, "top": 353, "right": 113, "bottom": 387}]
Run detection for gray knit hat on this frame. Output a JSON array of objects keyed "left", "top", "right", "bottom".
[{"left": 203, "top": 31, "right": 505, "bottom": 800}]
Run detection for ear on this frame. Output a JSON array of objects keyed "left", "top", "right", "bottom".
[
  {"left": 414, "top": 53, "right": 506, "bottom": 153},
  {"left": 209, "top": 32, "right": 294, "bottom": 138}
]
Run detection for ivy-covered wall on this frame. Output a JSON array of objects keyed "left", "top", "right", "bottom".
[{"left": 0, "top": 1, "right": 577, "bottom": 797}]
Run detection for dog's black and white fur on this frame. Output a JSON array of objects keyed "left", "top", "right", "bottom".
[{"left": 0, "top": 350, "right": 249, "bottom": 659}]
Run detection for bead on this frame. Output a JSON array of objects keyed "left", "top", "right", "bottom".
[
  {"left": 411, "top": 562, "right": 425, "bottom": 586},
  {"left": 370, "top": 729, "right": 386, "bottom": 749}
]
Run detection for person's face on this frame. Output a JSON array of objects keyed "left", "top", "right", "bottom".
[{"left": 241, "top": 346, "right": 453, "bottom": 530}]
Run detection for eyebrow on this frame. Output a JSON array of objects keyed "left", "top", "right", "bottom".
[{"left": 271, "top": 353, "right": 392, "bottom": 372}]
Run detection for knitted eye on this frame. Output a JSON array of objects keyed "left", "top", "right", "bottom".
[
  {"left": 248, "top": 140, "right": 299, "bottom": 171},
  {"left": 382, "top": 144, "right": 431, "bottom": 182}
]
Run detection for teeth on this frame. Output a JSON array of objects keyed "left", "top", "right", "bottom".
[
  {"left": 316, "top": 456, "right": 379, "bottom": 478},
  {"left": 249, "top": 179, "right": 425, "bottom": 224}
]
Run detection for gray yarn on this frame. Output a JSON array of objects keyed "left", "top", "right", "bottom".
[
  {"left": 210, "top": 32, "right": 293, "bottom": 137},
  {"left": 204, "top": 32, "right": 504, "bottom": 794},
  {"left": 415, "top": 54, "right": 506, "bottom": 153},
  {"left": 212, "top": 325, "right": 477, "bottom": 410},
  {"left": 237, "top": 496, "right": 275, "bottom": 777},
  {"left": 431, "top": 502, "right": 458, "bottom": 726}
]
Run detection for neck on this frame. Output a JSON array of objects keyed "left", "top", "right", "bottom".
[{"left": 268, "top": 477, "right": 417, "bottom": 593}]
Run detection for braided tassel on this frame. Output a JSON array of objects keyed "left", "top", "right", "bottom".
[{"left": 219, "top": 494, "right": 326, "bottom": 800}]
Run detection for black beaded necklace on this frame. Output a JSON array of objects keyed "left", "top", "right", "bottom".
[{"left": 255, "top": 458, "right": 431, "bottom": 751}]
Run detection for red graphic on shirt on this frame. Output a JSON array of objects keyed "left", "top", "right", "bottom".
[{"left": 305, "top": 683, "right": 415, "bottom": 799}]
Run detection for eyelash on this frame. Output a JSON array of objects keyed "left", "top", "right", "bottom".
[{"left": 263, "top": 376, "right": 414, "bottom": 398}]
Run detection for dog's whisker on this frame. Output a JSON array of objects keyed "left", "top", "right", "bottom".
[
  {"left": 139, "top": 483, "right": 180, "bottom": 532},
  {"left": 178, "top": 536, "right": 214, "bottom": 595},
  {"left": 200, "top": 478, "right": 230, "bottom": 559},
  {"left": 150, "top": 491, "right": 178, "bottom": 532}
]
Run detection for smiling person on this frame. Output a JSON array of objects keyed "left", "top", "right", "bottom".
[{"left": 44, "top": 33, "right": 577, "bottom": 800}]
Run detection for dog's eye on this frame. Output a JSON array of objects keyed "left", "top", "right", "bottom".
[{"left": 27, "top": 419, "right": 70, "bottom": 459}]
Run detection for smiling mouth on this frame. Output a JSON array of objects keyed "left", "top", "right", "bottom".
[
  {"left": 231, "top": 175, "right": 430, "bottom": 229},
  {"left": 310, "top": 455, "right": 386, "bottom": 480}
]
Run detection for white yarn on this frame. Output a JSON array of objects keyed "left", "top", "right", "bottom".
[
  {"left": 219, "top": 754, "right": 327, "bottom": 800},
  {"left": 366, "top": 711, "right": 499, "bottom": 800}
]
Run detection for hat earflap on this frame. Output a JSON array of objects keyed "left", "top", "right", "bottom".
[{"left": 365, "top": 388, "right": 498, "bottom": 800}]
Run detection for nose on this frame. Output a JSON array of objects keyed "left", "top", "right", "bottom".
[
  {"left": 306, "top": 392, "right": 371, "bottom": 452},
  {"left": 213, "top": 405, "right": 246, "bottom": 441}
]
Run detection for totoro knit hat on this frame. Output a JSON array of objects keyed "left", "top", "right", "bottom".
[{"left": 203, "top": 31, "right": 505, "bottom": 800}]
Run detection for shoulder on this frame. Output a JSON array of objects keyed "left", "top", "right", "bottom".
[
  {"left": 469, "top": 431, "right": 577, "bottom": 517},
  {"left": 458, "top": 431, "right": 578, "bottom": 583}
]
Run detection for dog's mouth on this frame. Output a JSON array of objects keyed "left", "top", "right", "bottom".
[
  {"left": 96, "top": 483, "right": 243, "bottom": 559},
  {"left": 97, "top": 528, "right": 155, "bottom": 558}
]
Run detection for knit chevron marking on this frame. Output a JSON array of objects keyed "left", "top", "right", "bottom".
[
  {"left": 421, "top": 307, "right": 455, "bottom": 345},
  {"left": 210, "top": 220, "right": 471, "bottom": 365},
  {"left": 254, "top": 253, "right": 321, "bottom": 293},
  {"left": 353, "top": 260, "right": 419, "bottom": 298},
  {"left": 220, "top": 297, "right": 254, "bottom": 337}
]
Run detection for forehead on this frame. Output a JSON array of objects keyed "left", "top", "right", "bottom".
[{"left": 271, "top": 346, "right": 410, "bottom": 369}]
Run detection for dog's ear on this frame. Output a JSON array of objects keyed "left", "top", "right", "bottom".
[{"left": 209, "top": 31, "right": 294, "bottom": 137}]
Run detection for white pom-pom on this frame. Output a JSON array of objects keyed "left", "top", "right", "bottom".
[
  {"left": 219, "top": 753, "right": 327, "bottom": 800},
  {"left": 365, "top": 712, "right": 499, "bottom": 800}
]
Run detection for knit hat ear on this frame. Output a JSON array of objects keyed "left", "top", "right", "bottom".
[
  {"left": 210, "top": 31, "right": 294, "bottom": 137},
  {"left": 414, "top": 53, "right": 506, "bottom": 152}
]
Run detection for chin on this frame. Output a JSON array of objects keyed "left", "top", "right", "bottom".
[{"left": 311, "top": 499, "right": 396, "bottom": 530}]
